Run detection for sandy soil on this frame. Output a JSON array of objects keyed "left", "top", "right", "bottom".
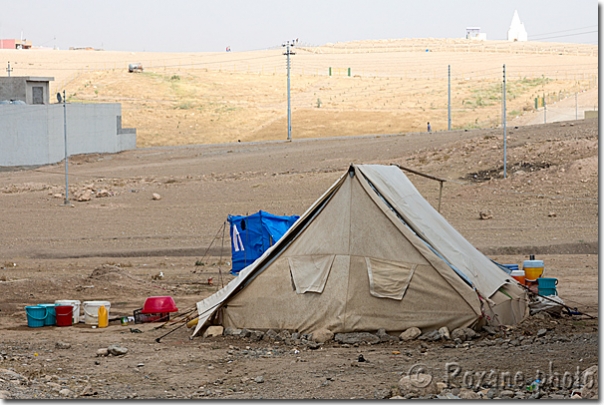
[
  {"left": 1, "top": 38, "right": 597, "bottom": 146},
  {"left": 0, "top": 116, "right": 598, "bottom": 399}
]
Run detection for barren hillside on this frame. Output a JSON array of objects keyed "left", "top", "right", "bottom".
[{"left": 1, "top": 38, "right": 597, "bottom": 147}]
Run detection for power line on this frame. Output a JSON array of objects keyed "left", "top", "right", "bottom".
[
  {"left": 529, "top": 31, "right": 598, "bottom": 41},
  {"left": 529, "top": 25, "right": 598, "bottom": 38}
]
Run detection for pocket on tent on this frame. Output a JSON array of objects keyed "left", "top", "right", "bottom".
[
  {"left": 366, "top": 257, "right": 417, "bottom": 300},
  {"left": 288, "top": 255, "right": 335, "bottom": 294}
]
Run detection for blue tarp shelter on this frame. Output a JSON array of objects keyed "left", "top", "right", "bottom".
[{"left": 228, "top": 210, "right": 299, "bottom": 275}]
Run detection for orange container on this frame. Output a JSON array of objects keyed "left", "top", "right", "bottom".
[{"left": 511, "top": 270, "right": 526, "bottom": 285}]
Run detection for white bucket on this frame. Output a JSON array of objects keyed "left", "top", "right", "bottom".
[
  {"left": 55, "top": 299, "right": 81, "bottom": 324},
  {"left": 82, "top": 301, "right": 111, "bottom": 325}
]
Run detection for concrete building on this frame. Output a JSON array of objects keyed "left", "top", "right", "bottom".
[
  {"left": 0, "top": 77, "right": 136, "bottom": 167},
  {"left": 507, "top": 10, "right": 528, "bottom": 42},
  {"left": 0, "top": 39, "right": 32, "bottom": 49},
  {"left": 0, "top": 77, "right": 54, "bottom": 105},
  {"left": 466, "top": 27, "right": 487, "bottom": 41}
]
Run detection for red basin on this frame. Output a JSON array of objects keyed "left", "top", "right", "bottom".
[{"left": 141, "top": 296, "right": 178, "bottom": 313}]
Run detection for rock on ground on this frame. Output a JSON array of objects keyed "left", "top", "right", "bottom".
[
  {"left": 203, "top": 325, "right": 224, "bottom": 338},
  {"left": 335, "top": 332, "right": 380, "bottom": 345},
  {"left": 398, "top": 374, "right": 439, "bottom": 397},
  {"left": 312, "top": 328, "right": 334, "bottom": 343},
  {"left": 399, "top": 327, "right": 422, "bottom": 341},
  {"left": 581, "top": 365, "right": 598, "bottom": 399}
]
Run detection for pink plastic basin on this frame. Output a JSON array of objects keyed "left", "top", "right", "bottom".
[{"left": 141, "top": 296, "right": 178, "bottom": 314}]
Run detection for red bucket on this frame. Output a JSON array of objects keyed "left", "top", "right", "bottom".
[{"left": 55, "top": 305, "right": 73, "bottom": 327}]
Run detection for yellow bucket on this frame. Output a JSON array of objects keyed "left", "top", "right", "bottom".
[{"left": 523, "top": 260, "right": 544, "bottom": 281}]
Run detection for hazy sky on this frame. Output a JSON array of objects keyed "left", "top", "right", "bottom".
[{"left": 0, "top": 0, "right": 598, "bottom": 52}]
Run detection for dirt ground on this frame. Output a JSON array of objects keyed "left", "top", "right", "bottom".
[{"left": 0, "top": 118, "right": 598, "bottom": 400}]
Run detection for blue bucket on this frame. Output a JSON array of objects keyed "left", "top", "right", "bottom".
[
  {"left": 538, "top": 278, "right": 558, "bottom": 296},
  {"left": 25, "top": 305, "right": 48, "bottom": 328},
  {"left": 38, "top": 303, "right": 57, "bottom": 326}
]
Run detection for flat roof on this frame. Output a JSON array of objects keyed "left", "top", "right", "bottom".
[{"left": 0, "top": 76, "right": 55, "bottom": 82}]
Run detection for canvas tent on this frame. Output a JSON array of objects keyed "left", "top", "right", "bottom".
[
  {"left": 228, "top": 210, "right": 299, "bottom": 274},
  {"left": 193, "top": 164, "right": 528, "bottom": 337}
]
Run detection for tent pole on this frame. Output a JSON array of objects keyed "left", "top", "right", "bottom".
[{"left": 438, "top": 181, "right": 444, "bottom": 213}]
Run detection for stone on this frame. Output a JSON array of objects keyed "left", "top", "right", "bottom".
[
  {"left": 374, "top": 388, "right": 392, "bottom": 399},
  {"left": 78, "top": 384, "right": 97, "bottom": 397},
  {"left": 96, "top": 189, "right": 110, "bottom": 198},
  {"left": 0, "top": 391, "right": 10, "bottom": 399},
  {"left": 335, "top": 332, "right": 380, "bottom": 345},
  {"left": 203, "top": 325, "right": 224, "bottom": 338},
  {"left": 239, "top": 329, "right": 251, "bottom": 338},
  {"left": 500, "top": 390, "right": 514, "bottom": 398},
  {"left": 451, "top": 328, "right": 467, "bottom": 341},
  {"left": 312, "top": 328, "right": 334, "bottom": 343},
  {"left": 482, "top": 325, "right": 498, "bottom": 335},
  {"left": 458, "top": 388, "right": 480, "bottom": 399},
  {"left": 152, "top": 193, "right": 162, "bottom": 200},
  {"left": 95, "top": 348, "right": 109, "bottom": 357},
  {"left": 254, "top": 376, "right": 264, "bottom": 383},
  {"left": 224, "top": 327, "right": 242, "bottom": 336},
  {"left": 461, "top": 327, "right": 479, "bottom": 339},
  {"left": 250, "top": 330, "right": 264, "bottom": 341},
  {"left": 279, "top": 330, "right": 292, "bottom": 340},
  {"left": 398, "top": 374, "right": 439, "bottom": 396},
  {"left": 438, "top": 327, "right": 451, "bottom": 340},
  {"left": 263, "top": 329, "right": 278, "bottom": 340},
  {"left": 55, "top": 341, "right": 71, "bottom": 349},
  {"left": 59, "top": 388, "right": 73, "bottom": 397},
  {"left": 377, "top": 328, "right": 398, "bottom": 342},
  {"left": 291, "top": 332, "right": 300, "bottom": 340},
  {"left": 537, "top": 328, "right": 547, "bottom": 338},
  {"left": 77, "top": 190, "right": 92, "bottom": 202},
  {"left": 418, "top": 330, "right": 441, "bottom": 342},
  {"left": 581, "top": 365, "right": 598, "bottom": 399},
  {"left": 436, "top": 382, "right": 447, "bottom": 392},
  {"left": 399, "top": 327, "right": 422, "bottom": 341},
  {"left": 549, "top": 394, "right": 565, "bottom": 399},
  {"left": 107, "top": 344, "right": 128, "bottom": 356}
]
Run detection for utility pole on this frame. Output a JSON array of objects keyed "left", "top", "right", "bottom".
[
  {"left": 57, "top": 91, "right": 69, "bottom": 205},
  {"left": 282, "top": 40, "right": 295, "bottom": 141},
  {"left": 575, "top": 92, "right": 578, "bottom": 120},
  {"left": 543, "top": 94, "right": 546, "bottom": 124},
  {"left": 502, "top": 64, "right": 507, "bottom": 179},
  {"left": 447, "top": 65, "right": 451, "bottom": 131},
  {"left": 6, "top": 61, "right": 12, "bottom": 77}
]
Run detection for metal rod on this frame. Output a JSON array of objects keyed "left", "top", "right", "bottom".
[
  {"left": 438, "top": 181, "right": 444, "bottom": 213},
  {"left": 391, "top": 163, "right": 447, "bottom": 183},
  {"left": 503, "top": 64, "right": 507, "bottom": 179},
  {"left": 63, "top": 90, "right": 69, "bottom": 205},
  {"left": 447, "top": 65, "right": 451, "bottom": 131}
]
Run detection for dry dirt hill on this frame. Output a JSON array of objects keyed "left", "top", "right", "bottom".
[{"left": 1, "top": 38, "right": 597, "bottom": 146}]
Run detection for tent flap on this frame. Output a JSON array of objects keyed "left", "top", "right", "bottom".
[
  {"left": 289, "top": 255, "right": 335, "bottom": 294},
  {"left": 366, "top": 257, "right": 416, "bottom": 300}
]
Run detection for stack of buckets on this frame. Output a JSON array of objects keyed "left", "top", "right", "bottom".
[
  {"left": 508, "top": 256, "right": 558, "bottom": 297},
  {"left": 25, "top": 301, "right": 79, "bottom": 328},
  {"left": 25, "top": 299, "right": 113, "bottom": 328}
]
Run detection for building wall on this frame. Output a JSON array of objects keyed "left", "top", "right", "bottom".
[
  {"left": 0, "top": 78, "right": 27, "bottom": 102},
  {"left": 0, "top": 77, "right": 52, "bottom": 104},
  {"left": 0, "top": 103, "right": 136, "bottom": 166},
  {"left": 0, "top": 39, "right": 16, "bottom": 49}
]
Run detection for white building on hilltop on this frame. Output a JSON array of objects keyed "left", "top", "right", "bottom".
[{"left": 507, "top": 10, "right": 528, "bottom": 42}]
